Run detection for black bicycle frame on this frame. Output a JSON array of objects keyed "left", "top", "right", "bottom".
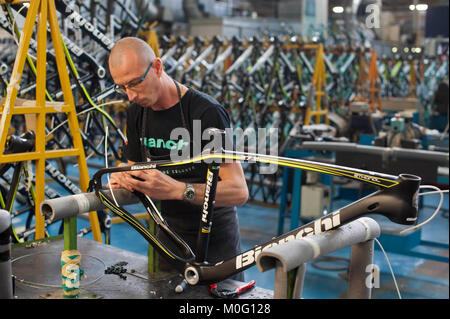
[
  {"left": 89, "top": 149, "right": 421, "bottom": 285},
  {"left": 55, "top": 0, "right": 115, "bottom": 51},
  {"left": 1, "top": 4, "right": 106, "bottom": 79}
]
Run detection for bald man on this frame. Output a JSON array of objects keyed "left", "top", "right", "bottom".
[{"left": 108, "top": 37, "right": 247, "bottom": 281}]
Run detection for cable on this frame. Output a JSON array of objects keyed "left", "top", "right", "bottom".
[
  {"left": 10, "top": 4, "right": 36, "bottom": 61},
  {"left": 374, "top": 186, "right": 448, "bottom": 299},
  {"left": 11, "top": 252, "right": 106, "bottom": 289},
  {"left": 313, "top": 187, "right": 447, "bottom": 298},
  {"left": 45, "top": 100, "right": 124, "bottom": 137},
  {"left": 399, "top": 186, "right": 448, "bottom": 235},
  {"left": 61, "top": 39, "right": 128, "bottom": 144},
  {"left": 374, "top": 238, "right": 402, "bottom": 299},
  {"left": 5, "top": 3, "right": 54, "bottom": 102},
  {"left": 105, "top": 125, "right": 120, "bottom": 207},
  {"left": 7, "top": 3, "right": 127, "bottom": 150}
]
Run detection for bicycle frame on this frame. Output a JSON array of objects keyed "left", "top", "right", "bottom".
[{"left": 89, "top": 148, "right": 421, "bottom": 286}]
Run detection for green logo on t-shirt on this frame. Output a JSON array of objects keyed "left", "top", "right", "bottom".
[{"left": 140, "top": 137, "right": 189, "bottom": 151}]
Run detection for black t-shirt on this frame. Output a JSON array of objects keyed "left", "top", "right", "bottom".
[
  {"left": 124, "top": 87, "right": 232, "bottom": 225},
  {"left": 124, "top": 88, "right": 243, "bottom": 278}
]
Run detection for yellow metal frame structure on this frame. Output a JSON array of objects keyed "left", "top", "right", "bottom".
[
  {"left": 143, "top": 21, "right": 161, "bottom": 58},
  {"left": 368, "top": 50, "right": 382, "bottom": 112},
  {"left": 354, "top": 49, "right": 382, "bottom": 112},
  {"left": 304, "top": 44, "right": 329, "bottom": 125},
  {"left": 354, "top": 51, "right": 369, "bottom": 101},
  {"left": 409, "top": 59, "right": 416, "bottom": 98},
  {"left": 0, "top": 0, "right": 102, "bottom": 244}
]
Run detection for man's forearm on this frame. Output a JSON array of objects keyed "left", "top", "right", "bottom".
[{"left": 187, "top": 180, "right": 248, "bottom": 207}]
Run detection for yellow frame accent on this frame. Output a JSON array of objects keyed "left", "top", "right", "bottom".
[{"left": 304, "top": 44, "right": 329, "bottom": 125}]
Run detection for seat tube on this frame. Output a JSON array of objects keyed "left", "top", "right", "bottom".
[{"left": 195, "top": 162, "right": 221, "bottom": 263}]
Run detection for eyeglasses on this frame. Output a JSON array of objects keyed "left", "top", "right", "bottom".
[{"left": 114, "top": 60, "right": 153, "bottom": 95}]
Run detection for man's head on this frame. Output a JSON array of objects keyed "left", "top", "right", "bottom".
[{"left": 109, "top": 37, "right": 162, "bottom": 107}]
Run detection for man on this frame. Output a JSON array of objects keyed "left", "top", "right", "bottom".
[{"left": 107, "top": 37, "right": 248, "bottom": 281}]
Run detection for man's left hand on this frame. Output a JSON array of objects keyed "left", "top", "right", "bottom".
[{"left": 125, "top": 169, "right": 185, "bottom": 201}]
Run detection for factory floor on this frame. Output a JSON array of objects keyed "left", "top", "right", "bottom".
[{"left": 9, "top": 159, "right": 449, "bottom": 299}]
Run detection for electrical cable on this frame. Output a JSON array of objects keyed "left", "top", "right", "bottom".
[
  {"left": 102, "top": 124, "right": 117, "bottom": 245},
  {"left": 376, "top": 186, "right": 448, "bottom": 299},
  {"left": 374, "top": 238, "right": 402, "bottom": 299},
  {"left": 104, "top": 125, "right": 119, "bottom": 207},
  {"left": 5, "top": 9, "right": 126, "bottom": 155},
  {"left": 10, "top": 4, "right": 36, "bottom": 61},
  {"left": 61, "top": 38, "right": 128, "bottom": 145},
  {"left": 310, "top": 187, "right": 448, "bottom": 298},
  {"left": 5, "top": 3, "right": 54, "bottom": 102},
  {"left": 45, "top": 100, "right": 124, "bottom": 138},
  {"left": 399, "top": 186, "right": 448, "bottom": 235}
]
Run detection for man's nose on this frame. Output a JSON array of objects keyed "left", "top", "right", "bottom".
[{"left": 126, "top": 88, "right": 137, "bottom": 102}]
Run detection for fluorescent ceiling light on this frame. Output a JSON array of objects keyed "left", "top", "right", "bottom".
[
  {"left": 409, "top": 4, "right": 416, "bottom": 10},
  {"left": 332, "top": 6, "right": 344, "bottom": 13},
  {"left": 416, "top": 4, "right": 428, "bottom": 11}
]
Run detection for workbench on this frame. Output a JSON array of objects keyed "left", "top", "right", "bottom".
[{"left": 11, "top": 237, "right": 273, "bottom": 299}]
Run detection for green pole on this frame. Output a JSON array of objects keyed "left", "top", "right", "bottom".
[{"left": 63, "top": 217, "right": 77, "bottom": 250}]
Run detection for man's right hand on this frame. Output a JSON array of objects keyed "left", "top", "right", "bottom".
[{"left": 106, "top": 162, "right": 136, "bottom": 191}]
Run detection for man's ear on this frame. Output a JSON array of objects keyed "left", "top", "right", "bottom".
[{"left": 154, "top": 58, "right": 164, "bottom": 77}]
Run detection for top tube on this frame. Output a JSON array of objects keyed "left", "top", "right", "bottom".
[{"left": 89, "top": 149, "right": 400, "bottom": 193}]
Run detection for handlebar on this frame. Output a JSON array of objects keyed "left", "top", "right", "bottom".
[{"left": 5, "top": 131, "right": 35, "bottom": 154}]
